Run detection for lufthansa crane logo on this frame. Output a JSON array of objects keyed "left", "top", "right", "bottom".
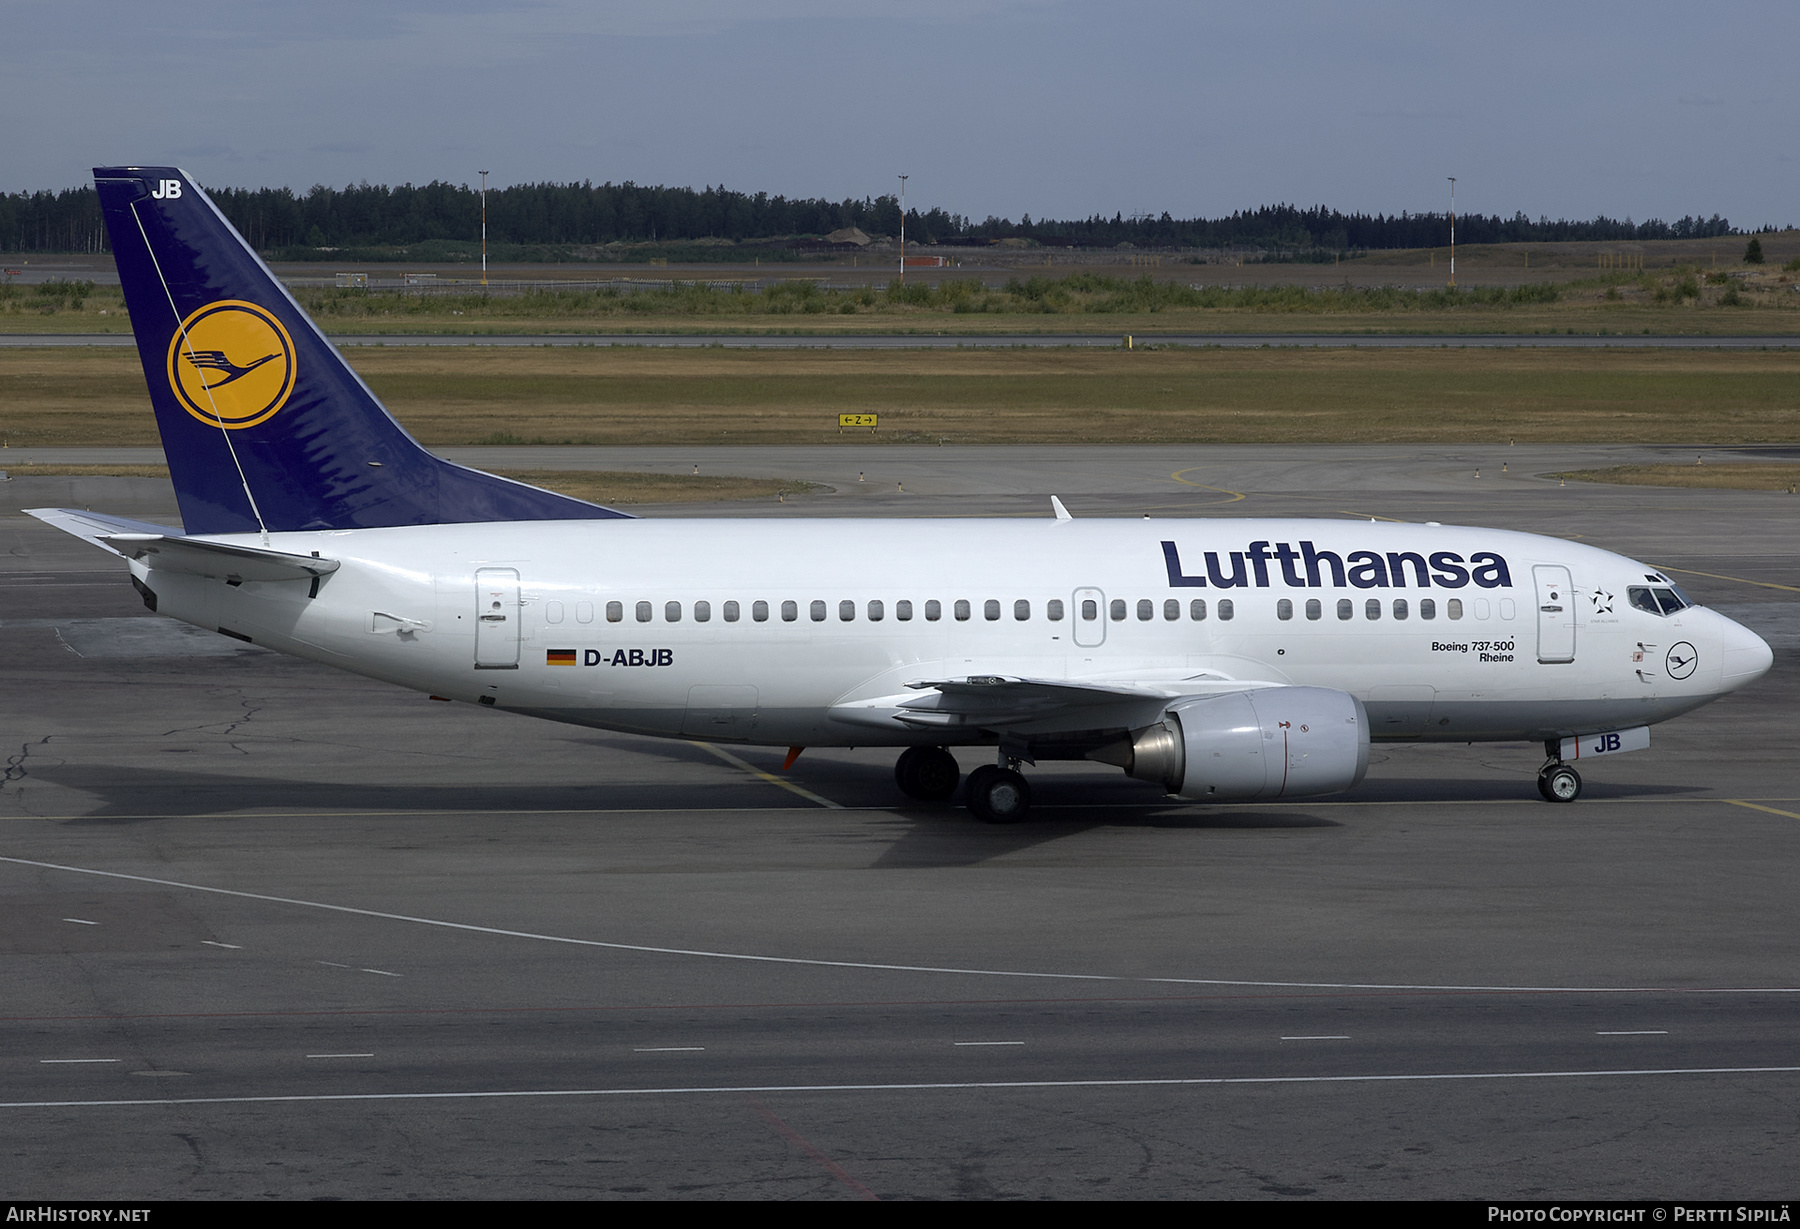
[{"left": 165, "top": 300, "right": 296, "bottom": 429}]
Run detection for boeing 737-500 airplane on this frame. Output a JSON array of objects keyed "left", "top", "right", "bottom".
[{"left": 28, "top": 167, "right": 1775, "bottom": 822}]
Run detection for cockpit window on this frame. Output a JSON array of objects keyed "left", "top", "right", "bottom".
[{"left": 1629, "top": 586, "right": 1692, "bottom": 617}]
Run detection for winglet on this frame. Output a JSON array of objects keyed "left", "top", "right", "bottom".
[{"left": 1050, "top": 496, "right": 1072, "bottom": 521}]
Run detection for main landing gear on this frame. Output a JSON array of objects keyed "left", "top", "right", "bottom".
[
  {"left": 964, "top": 759, "right": 1032, "bottom": 825},
  {"left": 894, "top": 746, "right": 961, "bottom": 802},
  {"left": 1537, "top": 741, "right": 1582, "bottom": 803},
  {"left": 893, "top": 747, "right": 1034, "bottom": 823}
]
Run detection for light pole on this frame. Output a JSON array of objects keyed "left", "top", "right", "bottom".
[
  {"left": 1447, "top": 176, "right": 1456, "bottom": 290},
  {"left": 898, "top": 174, "right": 908, "bottom": 283},
  {"left": 479, "top": 170, "right": 489, "bottom": 287}
]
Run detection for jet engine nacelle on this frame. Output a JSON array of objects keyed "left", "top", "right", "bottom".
[{"left": 1102, "top": 687, "right": 1370, "bottom": 802}]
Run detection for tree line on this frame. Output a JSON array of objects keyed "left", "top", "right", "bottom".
[{"left": 0, "top": 178, "right": 1744, "bottom": 255}]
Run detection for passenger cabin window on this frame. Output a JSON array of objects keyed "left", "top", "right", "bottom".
[
  {"left": 1048, "top": 599, "right": 1064, "bottom": 621},
  {"left": 1190, "top": 599, "right": 1207, "bottom": 620},
  {"left": 1136, "top": 599, "right": 1153, "bottom": 621},
  {"left": 1217, "top": 599, "right": 1234, "bottom": 621},
  {"left": 1305, "top": 598, "right": 1321, "bottom": 621},
  {"left": 954, "top": 600, "right": 971, "bottom": 621},
  {"left": 1337, "top": 598, "right": 1353, "bottom": 621},
  {"left": 1393, "top": 598, "right": 1408, "bottom": 620},
  {"left": 546, "top": 601, "right": 564, "bottom": 624},
  {"left": 1365, "top": 598, "right": 1381, "bottom": 621},
  {"left": 1163, "top": 598, "right": 1179, "bottom": 621},
  {"left": 926, "top": 600, "right": 942, "bottom": 621},
  {"left": 576, "top": 601, "right": 594, "bottom": 624},
  {"left": 896, "top": 600, "right": 913, "bottom": 621},
  {"left": 665, "top": 601, "right": 682, "bottom": 622},
  {"left": 754, "top": 600, "right": 770, "bottom": 622},
  {"left": 1110, "top": 599, "right": 1127, "bottom": 621},
  {"left": 606, "top": 601, "right": 623, "bottom": 623},
  {"left": 1276, "top": 598, "right": 1293, "bottom": 621},
  {"left": 636, "top": 601, "right": 652, "bottom": 623},
  {"left": 1420, "top": 598, "right": 1436, "bottom": 620},
  {"left": 1447, "top": 598, "right": 1463, "bottom": 620},
  {"left": 724, "top": 600, "right": 740, "bottom": 622},
  {"left": 1082, "top": 599, "right": 1098, "bottom": 621},
  {"left": 839, "top": 599, "right": 855, "bottom": 621},
  {"left": 780, "top": 600, "right": 797, "bottom": 622},
  {"left": 811, "top": 600, "right": 827, "bottom": 622},
  {"left": 1014, "top": 599, "right": 1030, "bottom": 621},
  {"left": 984, "top": 599, "right": 1001, "bottom": 621},
  {"left": 868, "top": 599, "right": 884, "bottom": 621},
  {"left": 695, "top": 600, "right": 711, "bottom": 622}
]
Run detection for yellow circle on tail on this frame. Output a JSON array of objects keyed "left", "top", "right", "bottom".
[{"left": 166, "top": 300, "right": 296, "bottom": 429}]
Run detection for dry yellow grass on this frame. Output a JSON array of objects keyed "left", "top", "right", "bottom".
[
  {"left": 1554, "top": 463, "right": 1800, "bottom": 491},
  {"left": 3, "top": 346, "right": 1798, "bottom": 447},
  {"left": 488, "top": 470, "right": 814, "bottom": 504}
]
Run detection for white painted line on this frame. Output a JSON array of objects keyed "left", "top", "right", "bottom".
[
  {"left": 39, "top": 1059, "right": 119, "bottom": 1064},
  {"left": 634, "top": 1047, "right": 705, "bottom": 1053},
  {"left": 315, "top": 961, "right": 350, "bottom": 968},
  {"left": 1597, "top": 1030, "right": 1669, "bottom": 1035},
  {"left": 6, "top": 854, "right": 1800, "bottom": 997},
  {"left": 61, "top": 918, "right": 97, "bottom": 925},
  {"left": 953, "top": 1041, "right": 1025, "bottom": 1047},
  {"left": 360, "top": 968, "right": 400, "bottom": 977},
  {"left": 306, "top": 1054, "right": 374, "bottom": 1059},
  {"left": 1281, "top": 1035, "right": 1351, "bottom": 1041},
  {"left": 6, "top": 1064, "right": 1800, "bottom": 1110},
  {"left": 202, "top": 941, "right": 241, "bottom": 949}
]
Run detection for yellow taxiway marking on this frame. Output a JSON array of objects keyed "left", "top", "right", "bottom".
[
  {"left": 1722, "top": 800, "right": 1800, "bottom": 822},
  {"left": 692, "top": 742, "right": 843, "bottom": 809},
  {"left": 1654, "top": 565, "right": 1800, "bottom": 595},
  {"left": 1169, "top": 469, "right": 1247, "bottom": 502}
]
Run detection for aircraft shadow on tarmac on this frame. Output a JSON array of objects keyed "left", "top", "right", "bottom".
[{"left": 22, "top": 751, "right": 1709, "bottom": 831}]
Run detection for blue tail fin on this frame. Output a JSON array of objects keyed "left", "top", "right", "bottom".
[{"left": 94, "top": 166, "right": 627, "bottom": 534}]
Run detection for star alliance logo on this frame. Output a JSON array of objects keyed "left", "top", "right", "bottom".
[{"left": 1589, "top": 588, "right": 1614, "bottom": 614}]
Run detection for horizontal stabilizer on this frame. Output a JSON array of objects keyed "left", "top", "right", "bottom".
[
  {"left": 25, "top": 507, "right": 185, "bottom": 555},
  {"left": 98, "top": 534, "right": 340, "bottom": 583}
]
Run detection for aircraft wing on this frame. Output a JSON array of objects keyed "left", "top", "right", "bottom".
[{"left": 828, "top": 669, "right": 1280, "bottom": 735}]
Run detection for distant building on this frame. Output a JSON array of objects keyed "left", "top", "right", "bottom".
[{"left": 824, "top": 227, "right": 873, "bottom": 247}]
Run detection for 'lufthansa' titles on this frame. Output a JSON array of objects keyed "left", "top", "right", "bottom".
[{"left": 1161, "top": 540, "right": 1512, "bottom": 590}]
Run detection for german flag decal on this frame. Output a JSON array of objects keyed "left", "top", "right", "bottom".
[{"left": 546, "top": 649, "right": 577, "bottom": 666}]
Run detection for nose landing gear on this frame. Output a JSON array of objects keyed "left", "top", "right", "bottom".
[{"left": 1537, "top": 741, "right": 1582, "bottom": 803}]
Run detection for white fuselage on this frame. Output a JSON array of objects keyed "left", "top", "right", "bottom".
[{"left": 132, "top": 517, "right": 1772, "bottom": 749}]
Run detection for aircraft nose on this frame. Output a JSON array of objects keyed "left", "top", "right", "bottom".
[{"left": 1719, "top": 613, "right": 1774, "bottom": 688}]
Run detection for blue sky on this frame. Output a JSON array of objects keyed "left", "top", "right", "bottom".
[{"left": 8, "top": 1, "right": 1795, "bottom": 228}]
